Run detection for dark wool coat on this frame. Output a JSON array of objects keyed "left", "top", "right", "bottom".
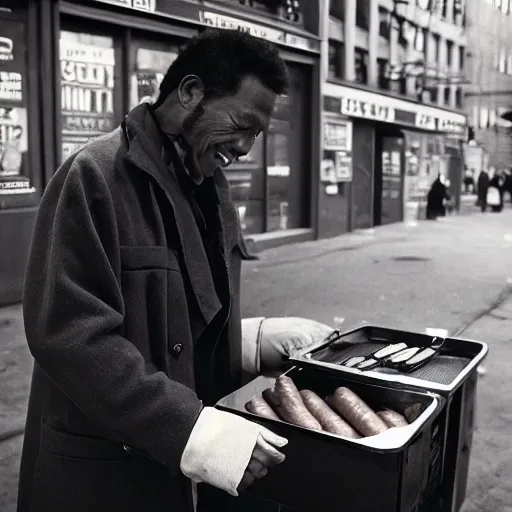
[{"left": 17, "top": 103, "right": 253, "bottom": 512}]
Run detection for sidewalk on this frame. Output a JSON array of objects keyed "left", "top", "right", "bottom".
[{"left": 2, "top": 211, "right": 512, "bottom": 511}]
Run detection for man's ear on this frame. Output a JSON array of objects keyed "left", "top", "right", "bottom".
[{"left": 177, "top": 75, "right": 205, "bottom": 110}]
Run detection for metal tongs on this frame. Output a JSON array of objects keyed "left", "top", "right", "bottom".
[{"left": 341, "top": 337, "right": 445, "bottom": 374}]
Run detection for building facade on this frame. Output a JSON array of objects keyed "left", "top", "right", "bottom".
[
  {"left": 318, "top": 0, "right": 468, "bottom": 238},
  {"left": 0, "top": 0, "right": 322, "bottom": 304},
  {"left": 464, "top": 0, "right": 512, "bottom": 173}
]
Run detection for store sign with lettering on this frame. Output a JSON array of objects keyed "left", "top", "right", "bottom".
[
  {"left": 415, "top": 113, "right": 436, "bottom": 131},
  {"left": 340, "top": 97, "right": 395, "bottom": 123},
  {"left": 437, "top": 117, "right": 465, "bottom": 135},
  {"left": 199, "top": 12, "right": 319, "bottom": 53},
  {"left": 92, "top": 0, "right": 156, "bottom": 10},
  {"left": 324, "top": 83, "right": 467, "bottom": 138},
  {"left": 0, "top": 37, "right": 13, "bottom": 62}
]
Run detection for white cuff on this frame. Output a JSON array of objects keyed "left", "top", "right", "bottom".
[
  {"left": 241, "top": 317, "right": 265, "bottom": 376},
  {"left": 180, "top": 407, "right": 262, "bottom": 496}
]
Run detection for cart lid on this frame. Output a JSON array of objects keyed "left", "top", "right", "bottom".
[{"left": 289, "top": 324, "right": 489, "bottom": 396}]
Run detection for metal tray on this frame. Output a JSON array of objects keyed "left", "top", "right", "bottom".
[{"left": 290, "top": 325, "right": 488, "bottom": 396}]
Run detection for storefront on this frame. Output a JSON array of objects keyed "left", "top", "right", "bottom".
[
  {"left": 0, "top": 0, "right": 322, "bottom": 305},
  {"left": 320, "top": 83, "right": 467, "bottom": 236}
]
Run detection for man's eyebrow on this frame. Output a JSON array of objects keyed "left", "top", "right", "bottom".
[{"left": 240, "top": 112, "right": 265, "bottom": 130}]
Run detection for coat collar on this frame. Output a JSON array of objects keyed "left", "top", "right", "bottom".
[{"left": 121, "top": 103, "right": 233, "bottom": 327}]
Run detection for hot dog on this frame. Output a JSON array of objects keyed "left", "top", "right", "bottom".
[
  {"left": 404, "top": 403, "right": 422, "bottom": 423},
  {"left": 327, "top": 387, "right": 389, "bottom": 437},
  {"left": 245, "top": 395, "right": 281, "bottom": 421},
  {"left": 300, "top": 390, "right": 361, "bottom": 438},
  {"left": 274, "top": 376, "right": 323, "bottom": 431},
  {"left": 377, "top": 409, "right": 409, "bottom": 428},
  {"left": 262, "top": 388, "right": 281, "bottom": 411}
]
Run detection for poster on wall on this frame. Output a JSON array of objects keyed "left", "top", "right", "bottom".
[
  {"left": 323, "top": 120, "right": 353, "bottom": 183},
  {"left": 335, "top": 151, "right": 352, "bottom": 181},
  {"left": 323, "top": 120, "right": 352, "bottom": 151},
  {"left": 0, "top": 17, "right": 28, "bottom": 181},
  {"left": 0, "top": 105, "right": 27, "bottom": 177},
  {"left": 60, "top": 37, "right": 115, "bottom": 162}
]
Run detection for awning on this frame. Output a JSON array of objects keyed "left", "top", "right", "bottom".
[{"left": 323, "top": 83, "right": 467, "bottom": 137}]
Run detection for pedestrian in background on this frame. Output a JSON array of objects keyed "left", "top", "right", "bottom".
[
  {"left": 16, "top": 29, "right": 334, "bottom": 512},
  {"left": 488, "top": 170, "right": 505, "bottom": 212},
  {"left": 426, "top": 174, "right": 450, "bottom": 220},
  {"left": 477, "top": 168, "right": 490, "bottom": 212},
  {"left": 463, "top": 167, "right": 475, "bottom": 194}
]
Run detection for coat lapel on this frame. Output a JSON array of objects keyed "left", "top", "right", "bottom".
[{"left": 122, "top": 105, "right": 222, "bottom": 328}]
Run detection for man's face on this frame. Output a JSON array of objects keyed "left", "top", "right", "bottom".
[{"left": 181, "top": 75, "right": 277, "bottom": 177}]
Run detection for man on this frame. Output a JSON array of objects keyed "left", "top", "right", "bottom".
[
  {"left": 477, "top": 168, "right": 490, "bottom": 212},
  {"left": 17, "top": 29, "right": 333, "bottom": 512}
]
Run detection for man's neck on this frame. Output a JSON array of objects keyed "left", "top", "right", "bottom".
[{"left": 152, "top": 106, "right": 204, "bottom": 185}]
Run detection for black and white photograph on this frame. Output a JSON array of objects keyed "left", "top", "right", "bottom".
[{"left": 0, "top": 0, "right": 511, "bottom": 511}]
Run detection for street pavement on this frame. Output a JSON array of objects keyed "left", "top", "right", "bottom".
[{"left": 2, "top": 209, "right": 512, "bottom": 511}]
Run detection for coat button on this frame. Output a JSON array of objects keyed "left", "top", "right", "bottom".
[{"left": 171, "top": 343, "right": 183, "bottom": 357}]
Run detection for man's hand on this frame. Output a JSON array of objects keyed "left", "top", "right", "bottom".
[
  {"left": 237, "top": 428, "right": 288, "bottom": 493},
  {"left": 259, "top": 317, "right": 335, "bottom": 373}
]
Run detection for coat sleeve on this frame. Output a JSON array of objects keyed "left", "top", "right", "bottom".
[{"left": 22, "top": 151, "right": 203, "bottom": 474}]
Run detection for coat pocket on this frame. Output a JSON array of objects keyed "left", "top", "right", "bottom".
[
  {"left": 118, "top": 246, "right": 193, "bottom": 377},
  {"left": 31, "top": 425, "right": 174, "bottom": 512}
]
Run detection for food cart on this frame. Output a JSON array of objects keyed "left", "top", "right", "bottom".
[{"left": 216, "top": 325, "right": 488, "bottom": 512}]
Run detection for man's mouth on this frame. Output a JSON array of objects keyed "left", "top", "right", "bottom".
[{"left": 214, "top": 149, "right": 235, "bottom": 168}]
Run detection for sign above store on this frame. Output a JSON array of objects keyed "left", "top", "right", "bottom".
[
  {"left": 323, "top": 83, "right": 467, "bottom": 137},
  {"left": 91, "top": 0, "right": 156, "bottom": 11},
  {"left": 198, "top": 11, "right": 320, "bottom": 53}
]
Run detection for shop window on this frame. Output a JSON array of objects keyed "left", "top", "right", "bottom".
[
  {"left": 266, "top": 94, "right": 292, "bottom": 232},
  {"left": 129, "top": 40, "right": 179, "bottom": 109},
  {"left": 377, "top": 59, "right": 390, "bottom": 90},
  {"left": 226, "top": 132, "right": 266, "bottom": 235},
  {"left": 0, "top": 10, "right": 31, "bottom": 187},
  {"left": 328, "top": 40, "right": 344, "bottom": 80},
  {"left": 379, "top": 7, "right": 390, "bottom": 39},
  {"left": 354, "top": 48, "right": 368, "bottom": 85},
  {"left": 60, "top": 30, "right": 116, "bottom": 163}
]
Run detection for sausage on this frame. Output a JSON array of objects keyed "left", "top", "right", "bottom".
[
  {"left": 300, "top": 390, "right": 361, "bottom": 438},
  {"left": 327, "top": 387, "right": 389, "bottom": 437},
  {"left": 274, "top": 376, "right": 323, "bottom": 431},
  {"left": 245, "top": 395, "right": 281, "bottom": 421},
  {"left": 377, "top": 409, "right": 409, "bottom": 428},
  {"left": 262, "top": 388, "right": 282, "bottom": 411},
  {"left": 404, "top": 403, "right": 422, "bottom": 423}
]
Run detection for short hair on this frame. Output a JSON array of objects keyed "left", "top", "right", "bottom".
[{"left": 154, "top": 29, "right": 289, "bottom": 107}]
